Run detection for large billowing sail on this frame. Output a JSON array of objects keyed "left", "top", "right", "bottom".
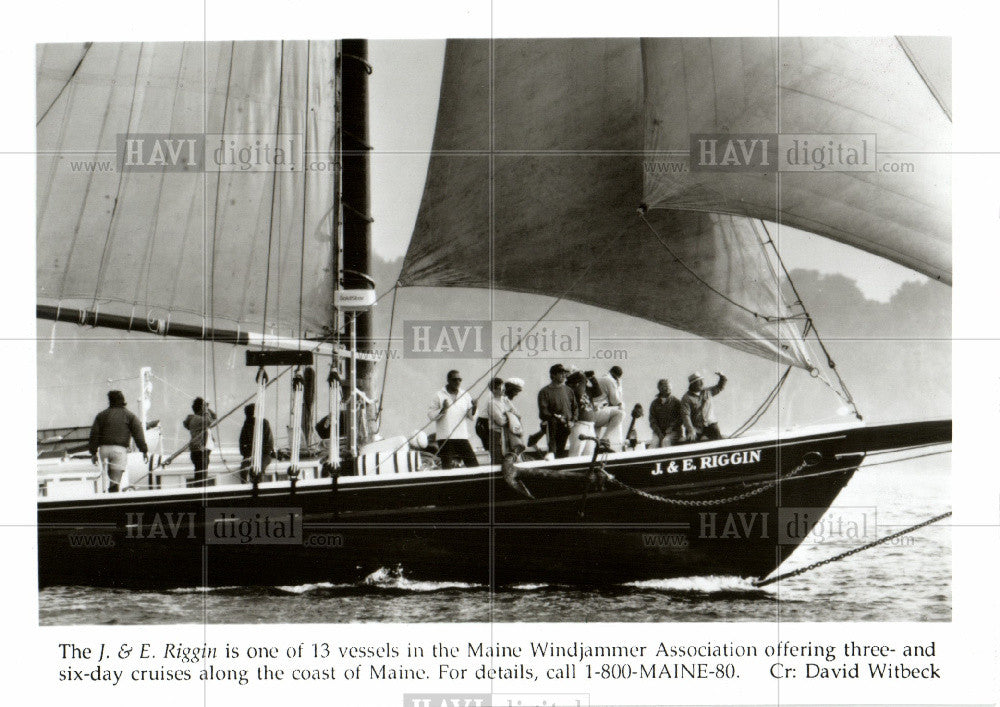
[
  {"left": 642, "top": 37, "right": 951, "bottom": 284},
  {"left": 37, "top": 41, "right": 336, "bottom": 339},
  {"left": 400, "top": 39, "right": 816, "bottom": 369}
]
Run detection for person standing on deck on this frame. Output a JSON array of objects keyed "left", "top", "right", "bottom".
[
  {"left": 474, "top": 378, "right": 501, "bottom": 452},
  {"left": 183, "top": 397, "right": 217, "bottom": 485},
  {"left": 649, "top": 378, "right": 691, "bottom": 447},
  {"left": 537, "top": 363, "right": 576, "bottom": 458},
  {"left": 428, "top": 370, "right": 479, "bottom": 468},
  {"left": 594, "top": 365, "right": 625, "bottom": 449},
  {"left": 239, "top": 404, "right": 275, "bottom": 483},
  {"left": 484, "top": 377, "right": 510, "bottom": 464},
  {"left": 566, "top": 371, "right": 598, "bottom": 457},
  {"left": 503, "top": 378, "right": 527, "bottom": 455},
  {"left": 681, "top": 371, "right": 728, "bottom": 441},
  {"left": 88, "top": 390, "right": 148, "bottom": 492}
]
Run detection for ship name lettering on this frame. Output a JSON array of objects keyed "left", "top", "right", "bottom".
[{"left": 698, "top": 449, "right": 761, "bottom": 470}]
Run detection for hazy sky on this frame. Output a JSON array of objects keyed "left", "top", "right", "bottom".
[{"left": 367, "top": 39, "right": 931, "bottom": 302}]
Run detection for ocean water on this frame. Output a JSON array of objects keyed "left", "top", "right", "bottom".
[{"left": 39, "top": 458, "right": 950, "bottom": 625}]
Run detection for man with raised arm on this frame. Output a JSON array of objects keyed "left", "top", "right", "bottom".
[{"left": 681, "top": 371, "right": 728, "bottom": 441}]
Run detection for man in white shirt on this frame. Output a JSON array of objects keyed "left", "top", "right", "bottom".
[
  {"left": 428, "top": 370, "right": 479, "bottom": 468},
  {"left": 594, "top": 366, "right": 625, "bottom": 449},
  {"left": 484, "top": 377, "right": 511, "bottom": 464}
]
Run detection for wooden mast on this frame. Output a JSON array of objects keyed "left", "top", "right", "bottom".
[{"left": 340, "top": 39, "right": 374, "bottom": 399}]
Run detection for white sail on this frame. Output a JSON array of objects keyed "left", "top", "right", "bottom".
[
  {"left": 36, "top": 41, "right": 336, "bottom": 339},
  {"left": 641, "top": 37, "right": 951, "bottom": 284}
]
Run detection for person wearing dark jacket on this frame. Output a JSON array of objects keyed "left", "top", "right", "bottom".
[
  {"left": 648, "top": 378, "right": 691, "bottom": 447},
  {"left": 88, "top": 390, "right": 148, "bottom": 492},
  {"left": 537, "top": 363, "right": 576, "bottom": 458},
  {"left": 239, "top": 404, "right": 274, "bottom": 483},
  {"left": 183, "top": 397, "right": 217, "bottom": 484}
]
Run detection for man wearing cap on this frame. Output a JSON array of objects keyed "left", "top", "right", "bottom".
[
  {"left": 428, "top": 370, "right": 479, "bottom": 468},
  {"left": 504, "top": 377, "right": 525, "bottom": 401},
  {"left": 88, "top": 390, "right": 148, "bottom": 492},
  {"left": 537, "top": 364, "right": 576, "bottom": 458},
  {"left": 681, "top": 371, "right": 728, "bottom": 441},
  {"left": 649, "top": 378, "right": 692, "bottom": 447}
]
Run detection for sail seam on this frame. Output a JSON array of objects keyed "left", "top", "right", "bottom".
[
  {"left": 637, "top": 209, "right": 791, "bottom": 323},
  {"left": 209, "top": 42, "right": 236, "bottom": 338},
  {"left": 896, "top": 36, "right": 952, "bottom": 122},
  {"left": 261, "top": 42, "right": 288, "bottom": 349},
  {"left": 298, "top": 41, "right": 312, "bottom": 346},
  {"left": 36, "top": 43, "right": 92, "bottom": 126},
  {"left": 137, "top": 45, "right": 191, "bottom": 320},
  {"left": 90, "top": 44, "right": 146, "bottom": 314},
  {"left": 54, "top": 45, "right": 132, "bottom": 302},
  {"left": 208, "top": 42, "right": 238, "bottom": 474}
]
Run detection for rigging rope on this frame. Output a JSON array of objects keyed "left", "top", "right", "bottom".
[
  {"left": 896, "top": 36, "right": 952, "bottom": 122},
  {"left": 297, "top": 41, "right": 312, "bottom": 348},
  {"left": 37, "top": 43, "right": 93, "bottom": 126},
  {"left": 637, "top": 207, "right": 797, "bottom": 323},
  {"left": 374, "top": 282, "right": 399, "bottom": 427},
  {"left": 753, "top": 511, "right": 952, "bottom": 587},
  {"left": 756, "top": 220, "right": 863, "bottom": 420},
  {"left": 731, "top": 365, "right": 792, "bottom": 438}
]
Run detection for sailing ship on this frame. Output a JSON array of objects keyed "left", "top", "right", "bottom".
[{"left": 36, "top": 38, "right": 951, "bottom": 589}]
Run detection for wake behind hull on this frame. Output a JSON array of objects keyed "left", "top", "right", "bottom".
[{"left": 37, "top": 420, "right": 949, "bottom": 589}]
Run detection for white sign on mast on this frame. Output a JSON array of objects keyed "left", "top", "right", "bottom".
[{"left": 334, "top": 289, "right": 377, "bottom": 311}]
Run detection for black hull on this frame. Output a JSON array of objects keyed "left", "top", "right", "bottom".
[{"left": 38, "top": 420, "right": 950, "bottom": 589}]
